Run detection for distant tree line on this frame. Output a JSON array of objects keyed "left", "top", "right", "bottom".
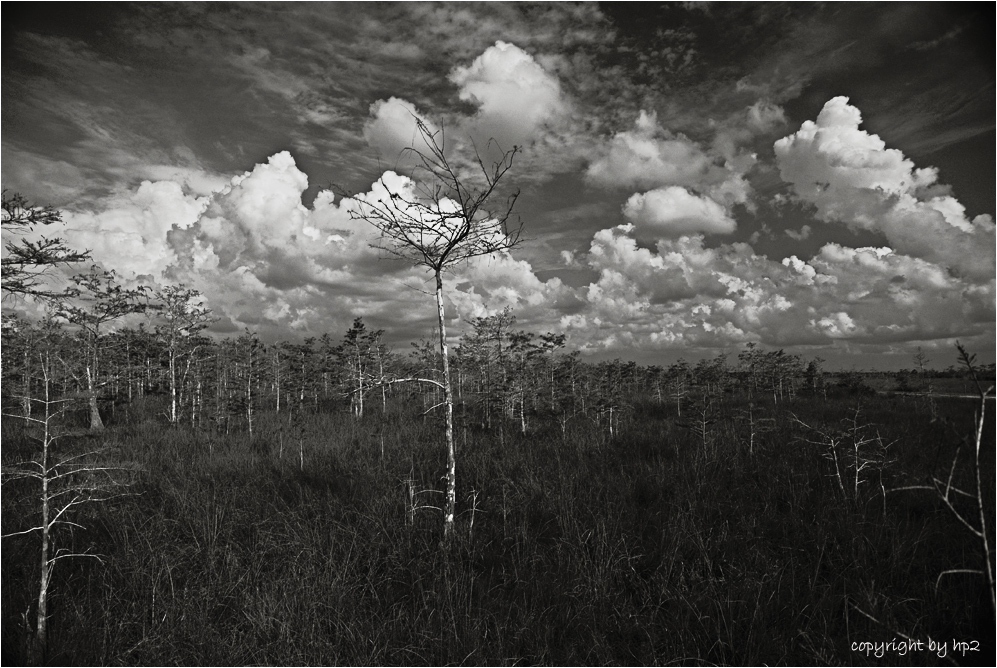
[{"left": 7, "top": 278, "right": 926, "bottom": 443}]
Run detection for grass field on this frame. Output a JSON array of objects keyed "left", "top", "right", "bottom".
[{"left": 2, "top": 387, "right": 993, "bottom": 666}]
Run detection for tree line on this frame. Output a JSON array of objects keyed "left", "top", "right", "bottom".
[{"left": 3, "top": 275, "right": 854, "bottom": 441}]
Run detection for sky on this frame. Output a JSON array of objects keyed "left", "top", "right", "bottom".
[{"left": 2, "top": 2, "right": 994, "bottom": 370}]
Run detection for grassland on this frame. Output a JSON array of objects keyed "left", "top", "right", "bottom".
[{"left": 2, "top": 386, "right": 993, "bottom": 666}]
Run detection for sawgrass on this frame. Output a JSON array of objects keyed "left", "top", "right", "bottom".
[{"left": 2, "top": 390, "right": 992, "bottom": 665}]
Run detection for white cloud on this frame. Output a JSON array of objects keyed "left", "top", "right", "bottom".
[
  {"left": 712, "top": 100, "right": 789, "bottom": 159},
  {"left": 214, "top": 151, "right": 311, "bottom": 250},
  {"left": 586, "top": 109, "right": 755, "bottom": 227},
  {"left": 63, "top": 180, "right": 209, "bottom": 280},
  {"left": 32, "top": 135, "right": 993, "bottom": 361},
  {"left": 363, "top": 97, "right": 436, "bottom": 163},
  {"left": 449, "top": 40, "right": 569, "bottom": 149},
  {"left": 446, "top": 251, "right": 576, "bottom": 327},
  {"left": 585, "top": 110, "right": 717, "bottom": 191},
  {"left": 622, "top": 186, "right": 737, "bottom": 237},
  {"left": 774, "top": 96, "right": 995, "bottom": 280},
  {"left": 46, "top": 151, "right": 571, "bottom": 345},
  {"left": 358, "top": 42, "right": 586, "bottom": 191},
  {"left": 813, "top": 312, "right": 857, "bottom": 339},
  {"left": 563, "top": 221, "right": 994, "bottom": 353},
  {"left": 775, "top": 96, "right": 929, "bottom": 200}
]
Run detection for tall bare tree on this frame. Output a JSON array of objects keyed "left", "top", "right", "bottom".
[
  {"left": 2, "top": 340, "right": 134, "bottom": 663},
  {"left": 349, "top": 120, "right": 522, "bottom": 537}
]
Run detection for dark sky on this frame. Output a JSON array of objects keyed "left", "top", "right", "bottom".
[{"left": 3, "top": 2, "right": 994, "bottom": 369}]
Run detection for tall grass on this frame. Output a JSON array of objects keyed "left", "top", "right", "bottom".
[{"left": 2, "top": 390, "right": 992, "bottom": 665}]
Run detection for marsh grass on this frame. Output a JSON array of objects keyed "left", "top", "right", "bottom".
[{"left": 2, "top": 391, "right": 992, "bottom": 665}]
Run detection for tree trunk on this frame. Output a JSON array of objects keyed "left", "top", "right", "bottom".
[
  {"left": 33, "top": 484, "right": 51, "bottom": 667},
  {"left": 126, "top": 340, "right": 133, "bottom": 403},
  {"left": 357, "top": 359, "right": 364, "bottom": 418},
  {"left": 22, "top": 348, "right": 33, "bottom": 418},
  {"left": 246, "top": 371, "right": 253, "bottom": 438},
  {"left": 435, "top": 271, "right": 456, "bottom": 539},
  {"left": 169, "top": 348, "right": 178, "bottom": 425},
  {"left": 194, "top": 376, "right": 201, "bottom": 428},
  {"left": 30, "top": 378, "right": 55, "bottom": 666},
  {"left": 520, "top": 390, "right": 526, "bottom": 435},
  {"left": 300, "top": 357, "right": 306, "bottom": 410},
  {"left": 86, "top": 364, "right": 104, "bottom": 431},
  {"left": 380, "top": 357, "right": 387, "bottom": 413},
  {"left": 274, "top": 351, "right": 281, "bottom": 414}
]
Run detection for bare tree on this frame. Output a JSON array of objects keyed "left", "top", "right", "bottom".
[
  {"left": 348, "top": 120, "right": 522, "bottom": 538},
  {"left": 2, "top": 191, "right": 90, "bottom": 301},
  {"left": 2, "top": 347, "right": 134, "bottom": 663},
  {"left": 886, "top": 344, "right": 995, "bottom": 615},
  {"left": 153, "top": 285, "right": 215, "bottom": 426}
]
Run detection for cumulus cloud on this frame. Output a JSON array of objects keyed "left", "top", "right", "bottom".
[
  {"left": 64, "top": 180, "right": 209, "bottom": 280},
  {"left": 358, "top": 41, "right": 585, "bottom": 190},
  {"left": 446, "top": 251, "right": 579, "bottom": 326},
  {"left": 805, "top": 243, "right": 991, "bottom": 342},
  {"left": 563, "top": 221, "right": 994, "bottom": 354},
  {"left": 622, "top": 186, "right": 737, "bottom": 237},
  {"left": 31, "top": 145, "right": 994, "bottom": 360},
  {"left": 775, "top": 96, "right": 995, "bottom": 280},
  {"left": 775, "top": 96, "right": 929, "bottom": 200},
  {"left": 713, "top": 100, "right": 788, "bottom": 159},
  {"left": 214, "top": 152, "right": 311, "bottom": 249},
  {"left": 449, "top": 40, "right": 569, "bottom": 150},
  {"left": 363, "top": 97, "right": 436, "bottom": 163},
  {"left": 48, "top": 151, "right": 569, "bottom": 345},
  {"left": 585, "top": 109, "right": 754, "bottom": 230},
  {"left": 53, "top": 153, "right": 394, "bottom": 336},
  {"left": 585, "top": 110, "right": 718, "bottom": 191}
]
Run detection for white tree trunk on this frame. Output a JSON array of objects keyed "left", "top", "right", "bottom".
[
  {"left": 169, "top": 348, "right": 178, "bottom": 425},
  {"left": 33, "top": 422, "right": 52, "bottom": 666}
]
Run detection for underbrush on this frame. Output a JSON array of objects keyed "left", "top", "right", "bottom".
[{"left": 2, "top": 392, "right": 992, "bottom": 665}]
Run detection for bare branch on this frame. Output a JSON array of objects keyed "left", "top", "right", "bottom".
[
  {"left": 2, "top": 526, "right": 46, "bottom": 539},
  {"left": 347, "top": 119, "right": 523, "bottom": 274},
  {"left": 931, "top": 478, "right": 984, "bottom": 538},
  {"left": 936, "top": 568, "right": 985, "bottom": 592},
  {"left": 421, "top": 400, "right": 448, "bottom": 416},
  {"left": 365, "top": 376, "right": 446, "bottom": 392}
]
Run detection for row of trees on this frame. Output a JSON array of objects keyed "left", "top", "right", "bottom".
[{"left": 4, "top": 294, "right": 842, "bottom": 440}]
